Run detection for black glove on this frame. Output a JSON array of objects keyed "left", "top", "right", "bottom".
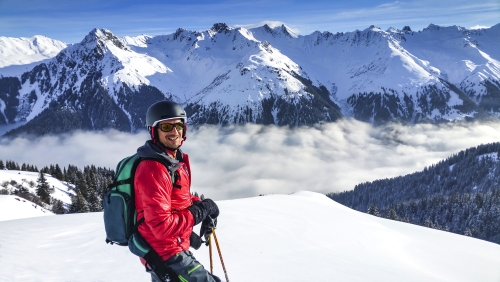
[
  {"left": 189, "top": 231, "right": 202, "bottom": 250},
  {"left": 200, "top": 216, "right": 217, "bottom": 239},
  {"left": 187, "top": 199, "right": 219, "bottom": 225}
]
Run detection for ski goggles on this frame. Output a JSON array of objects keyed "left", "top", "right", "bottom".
[{"left": 157, "top": 122, "right": 184, "bottom": 132}]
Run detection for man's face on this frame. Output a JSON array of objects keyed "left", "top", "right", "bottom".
[{"left": 157, "top": 118, "right": 183, "bottom": 149}]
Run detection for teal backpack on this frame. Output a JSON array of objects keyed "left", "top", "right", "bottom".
[{"left": 103, "top": 153, "right": 152, "bottom": 257}]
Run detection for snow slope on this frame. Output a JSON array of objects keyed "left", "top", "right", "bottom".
[
  {"left": 0, "top": 195, "right": 53, "bottom": 221},
  {"left": 0, "top": 169, "right": 74, "bottom": 206},
  {"left": 0, "top": 191, "right": 498, "bottom": 281}
]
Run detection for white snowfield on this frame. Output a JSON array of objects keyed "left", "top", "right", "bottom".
[
  {"left": 0, "top": 191, "right": 498, "bottom": 282},
  {"left": 0, "top": 195, "right": 53, "bottom": 221}
]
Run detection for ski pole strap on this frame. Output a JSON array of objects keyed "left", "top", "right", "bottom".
[{"left": 208, "top": 216, "right": 216, "bottom": 228}]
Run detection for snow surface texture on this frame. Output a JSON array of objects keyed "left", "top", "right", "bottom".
[
  {"left": 0, "top": 191, "right": 498, "bottom": 281},
  {"left": 0, "top": 195, "right": 53, "bottom": 221}
]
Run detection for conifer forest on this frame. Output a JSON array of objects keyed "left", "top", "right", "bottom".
[{"left": 328, "top": 142, "right": 500, "bottom": 244}]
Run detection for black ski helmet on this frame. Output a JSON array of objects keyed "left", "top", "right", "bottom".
[{"left": 146, "top": 101, "right": 187, "bottom": 139}]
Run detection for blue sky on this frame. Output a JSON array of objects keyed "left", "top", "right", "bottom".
[{"left": 1, "top": 0, "right": 499, "bottom": 43}]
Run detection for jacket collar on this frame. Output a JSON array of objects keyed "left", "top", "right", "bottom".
[{"left": 137, "top": 140, "right": 184, "bottom": 165}]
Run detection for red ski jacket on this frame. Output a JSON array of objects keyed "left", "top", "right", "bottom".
[{"left": 134, "top": 149, "right": 200, "bottom": 261}]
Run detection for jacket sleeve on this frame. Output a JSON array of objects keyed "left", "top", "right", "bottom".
[{"left": 135, "top": 160, "right": 195, "bottom": 239}]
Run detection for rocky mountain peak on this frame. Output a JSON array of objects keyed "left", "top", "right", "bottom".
[
  {"left": 261, "top": 23, "right": 298, "bottom": 38},
  {"left": 173, "top": 28, "right": 187, "bottom": 40},
  {"left": 402, "top": 26, "right": 412, "bottom": 33},
  {"left": 280, "top": 24, "right": 298, "bottom": 38},
  {"left": 423, "top": 24, "right": 442, "bottom": 32},
  {"left": 80, "top": 28, "right": 127, "bottom": 51},
  {"left": 210, "top": 23, "right": 231, "bottom": 33}
]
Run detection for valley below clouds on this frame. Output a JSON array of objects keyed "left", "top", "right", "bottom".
[{"left": 2, "top": 119, "right": 500, "bottom": 200}]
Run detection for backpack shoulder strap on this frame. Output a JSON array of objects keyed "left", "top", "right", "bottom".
[
  {"left": 183, "top": 153, "right": 192, "bottom": 185},
  {"left": 108, "top": 154, "right": 143, "bottom": 189}
]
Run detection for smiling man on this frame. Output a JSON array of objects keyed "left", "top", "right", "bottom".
[{"left": 134, "top": 101, "right": 221, "bottom": 282}]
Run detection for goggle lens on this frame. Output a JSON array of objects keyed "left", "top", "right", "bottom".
[{"left": 158, "top": 122, "right": 184, "bottom": 132}]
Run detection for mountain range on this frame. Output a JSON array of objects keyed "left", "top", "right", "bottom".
[{"left": 0, "top": 22, "right": 499, "bottom": 136}]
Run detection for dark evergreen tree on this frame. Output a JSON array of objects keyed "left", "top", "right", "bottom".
[
  {"left": 66, "top": 165, "right": 79, "bottom": 184},
  {"left": 367, "top": 203, "right": 380, "bottom": 216},
  {"left": 87, "top": 189, "right": 102, "bottom": 212},
  {"left": 63, "top": 167, "right": 67, "bottom": 182},
  {"left": 49, "top": 164, "right": 56, "bottom": 176},
  {"left": 0, "top": 160, "right": 4, "bottom": 169},
  {"left": 75, "top": 170, "right": 88, "bottom": 200},
  {"left": 388, "top": 208, "right": 400, "bottom": 221},
  {"left": 36, "top": 171, "right": 51, "bottom": 205},
  {"left": 69, "top": 190, "right": 89, "bottom": 213},
  {"left": 54, "top": 164, "right": 64, "bottom": 180},
  {"left": 52, "top": 199, "right": 66, "bottom": 214}
]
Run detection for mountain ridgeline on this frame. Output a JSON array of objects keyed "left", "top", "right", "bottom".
[
  {"left": 0, "top": 23, "right": 499, "bottom": 136},
  {"left": 328, "top": 142, "right": 500, "bottom": 244}
]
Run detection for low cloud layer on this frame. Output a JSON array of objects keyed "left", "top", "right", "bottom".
[{"left": 2, "top": 119, "right": 500, "bottom": 200}]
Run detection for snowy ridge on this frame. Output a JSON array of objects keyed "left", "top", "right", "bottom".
[
  {"left": 0, "top": 35, "right": 67, "bottom": 76},
  {"left": 124, "top": 24, "right": 307, "bottom": 107},
  {"left": 0, "top": 191, "right": 498, "bottom": 281},
  {"left": 249, "top": 24, "right": 500, "bottom": 98},
  {"left": 0, "top": 23, "right": 499, "bottom": 135},
  {"left": 0, "top": 35, "right": 67, "bottom": 68}
]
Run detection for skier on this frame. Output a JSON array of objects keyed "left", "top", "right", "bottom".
[{"left": 134, "top": 101, "right": 221, "bottom": 282}]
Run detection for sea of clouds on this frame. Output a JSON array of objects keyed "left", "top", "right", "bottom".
[{"left": 2, "top": 119, "right": 500, "bottom": 200}]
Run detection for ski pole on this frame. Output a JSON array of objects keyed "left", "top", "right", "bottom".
[
  {"left": 212, "top": 228, "right": 229, "bottom": 282},
  {"left": 208, "top": 233, "right": 213, "bottom": 274}
]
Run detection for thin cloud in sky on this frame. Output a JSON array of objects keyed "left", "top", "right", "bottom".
[
  {"left": 1, "top": 120, "right": 500, "bottom": 200},
  {"left": 378, "top": 1, "right": 400, "bottom": 8},
  {"left": 299, "top": 1, "right": 499, "bottom": 32},
  {"left": 470, "top": 25, "right": 491, "bottom": 30},
  {"left": 0, "top": 0, "right": 498, "bottom": 43}
]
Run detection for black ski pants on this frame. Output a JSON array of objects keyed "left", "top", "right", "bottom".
[{"left": 150, "top": 250, "right": 221, "bottom": 282}]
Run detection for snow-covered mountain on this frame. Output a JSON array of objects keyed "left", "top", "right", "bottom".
[
  {"left": 0, "top": 191, "right": 498, "bottom": 281},
  {"left": 0, "top": 35, "right": 67, "bottom": 76},
  {"left": 0, "top": 23, "right": 499, "bottom": 136}
]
